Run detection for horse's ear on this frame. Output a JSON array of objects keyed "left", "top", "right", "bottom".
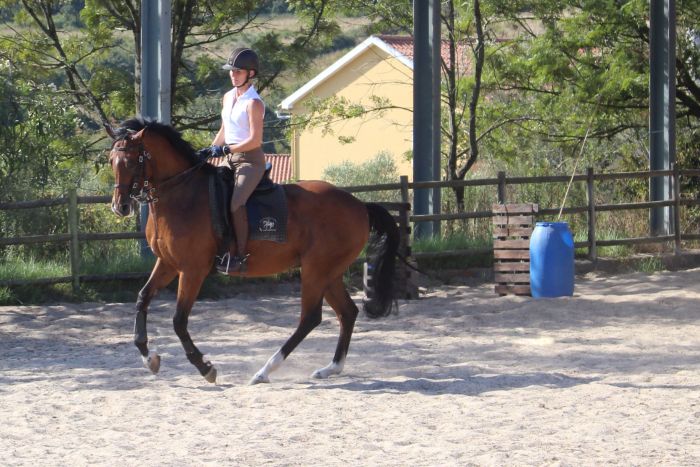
[{"left": 104, "top": 123, "right": 117, "bottom": 140}]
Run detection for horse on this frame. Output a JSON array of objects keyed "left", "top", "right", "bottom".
[{"left": 106, "top": 118, "right": 399, "bottom": 384}]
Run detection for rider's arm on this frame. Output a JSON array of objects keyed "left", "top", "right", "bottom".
[{"left": 209, "top": 109, "right": 227, "bottom": 166}]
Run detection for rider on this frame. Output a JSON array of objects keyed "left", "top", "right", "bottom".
[{"left": 207, "top": 47, "right": 266, "bottom": 274}]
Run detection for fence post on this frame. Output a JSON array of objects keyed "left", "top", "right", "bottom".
[
  {"left": 673, "top": 163, "right": 682, "bottom": 254},
  {"left": 497, "top": 171, "right": 506, "bottom": 204},
  {"left": 587, "top": 167, "right": 597, "bottom": 262},
  {"left": 68, "top": 188, "right": 80, "bottom": 294},
  {"left": 400, "top": 175, "right": 410, "bottom": 207}
]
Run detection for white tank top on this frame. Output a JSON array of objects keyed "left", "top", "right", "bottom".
[{"left": 221, "top": 85, "right": 265, "bottom": 145}]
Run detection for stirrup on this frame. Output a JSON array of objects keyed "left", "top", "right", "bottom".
[{"left": 216, "top": 252, "right": 249, "bottom": 274}]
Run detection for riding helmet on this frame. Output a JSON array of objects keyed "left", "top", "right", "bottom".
[{"left": 223, "top": 48, "right": 259, "bottom": 73}]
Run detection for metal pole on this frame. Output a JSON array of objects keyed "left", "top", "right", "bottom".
[
  {"left": 413, "top": 0, "right": 440, "bottom": 239},
  {"left": 649, "top": 0, "right": 676, "bottom": 236},
  {"left": 141, "top": 0, "right": 157, "bottom": 120},
  {"left": 139, "top": 0, "right": 171, "bottom": 257},
  {"left": 158, "top": 0, "right": 172, "bottom": 124},
  {"left": 431, "top": 1, "right": 441, "bottom": 237}
]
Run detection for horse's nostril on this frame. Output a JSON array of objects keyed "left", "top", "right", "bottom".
[{"left": 112, "top": 201, "right": 131, "bottom": 217}]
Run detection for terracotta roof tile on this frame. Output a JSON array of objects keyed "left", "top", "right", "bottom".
[
  {"left": 265, "top": 154, "right": 292, "bottom": 183},
  {"left": 377, "top": 34, "right": 472, "bottom": 73}
]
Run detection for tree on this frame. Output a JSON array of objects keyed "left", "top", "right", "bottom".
[
  {"left": 2, "top": 0, "right": 344, "bottom": 131},
  {"left": 487, "top": 0, "right": 700, "bottom": 166},
  {"left": 322, "top": 151, "right": 402, "bottom": 202},
  {"left": 294, "top": 0, "right": 700, "bottom": 212},
  {"left": 0, "top": 0, "right": 361, "bottom": 208},
  {"left": 296, "top": 0, "right": 491, "bottom": 211},
  {"left": 443, "top": 0, "right": 485, "bottom": 211}
]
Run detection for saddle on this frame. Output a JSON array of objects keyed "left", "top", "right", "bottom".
[{"left": 208, "top": 162, "right": 288, "bottom": 257}]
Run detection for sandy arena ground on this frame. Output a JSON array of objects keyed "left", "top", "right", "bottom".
[{"left": 2, "top": 268, "right": 700, "bottom": 466}]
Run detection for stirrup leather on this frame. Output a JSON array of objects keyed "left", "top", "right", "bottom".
[{"left": 216, "top": 252, "right": 250, "bottom": 274}]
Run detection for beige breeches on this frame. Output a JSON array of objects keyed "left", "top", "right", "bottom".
[{"left": 225, "top": 147, "right": 265, "bottom": 211}]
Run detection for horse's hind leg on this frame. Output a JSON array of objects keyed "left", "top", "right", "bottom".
[
  {"left": 312, "top": 276, "right": 359, "bottom": 379},
  {"left": 249, "top": 275, "right": 325, "bottom": 385},
  {"left": 135, "top": 259, "right": 177, "bottom": 374}
]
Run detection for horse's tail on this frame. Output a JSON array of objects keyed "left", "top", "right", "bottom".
[{"left": 363, "top": 202, "right": 400, "bottom": 319}]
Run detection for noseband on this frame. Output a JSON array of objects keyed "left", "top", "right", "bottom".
[{"left": 112, "top": 142, "right": 158, "bottom": 204}]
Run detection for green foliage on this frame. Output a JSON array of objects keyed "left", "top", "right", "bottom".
[
  {"left": 413, "top": 231, "right": 490, "bottom": 253},
  {"left": 322, "top": 151, "right": 402, "bottom": 202},
  {"left": 80, "top": 240, "right": 156, "bottom": 275},
  {"left": 0, "top": 254, "right": 69, "bottom": 281},
  {"left": 412, "top": 232, "right": 493, "bottom": 269},
  {"left": 0, "top": 68, "right": 96, "bottom": 197},
  {"left": 481, "top": 0, "right": 698, "bottom": 186},
  {"left": 0, "top": 287, "right": 13, "bottom": 304},
  {"left": 3, "top": 0, "right": 700, "bottom": 287},
  {"left": 293, "top": 95, "right": 396, "bottom": 142}
]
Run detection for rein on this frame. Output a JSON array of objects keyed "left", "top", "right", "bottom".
[{"left": 113, "top": 141, "right": 208, "bottom": 241}]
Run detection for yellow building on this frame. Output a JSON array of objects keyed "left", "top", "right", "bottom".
[{"left": 278, "top": 35, "right": 416, "bottom": 181}]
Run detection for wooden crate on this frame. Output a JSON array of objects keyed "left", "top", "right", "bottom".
[{"left": 492, "top": 203, "right": 538, "bottom": 296}]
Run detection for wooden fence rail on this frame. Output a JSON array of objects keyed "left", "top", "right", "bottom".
[{"left": 2, "top": 166, "right": 700, "bottom": 290}]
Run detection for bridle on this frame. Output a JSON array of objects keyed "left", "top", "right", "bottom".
[
  {"left": 111, "top": 136, "right": 210, "bottom": 206},
  {"left": 112, "top": 139, "right": 158, "bottom": 204}
]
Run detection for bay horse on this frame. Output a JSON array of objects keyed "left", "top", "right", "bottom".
[{"left": 106, "top": 118, "right": 399, "bottom": 384}]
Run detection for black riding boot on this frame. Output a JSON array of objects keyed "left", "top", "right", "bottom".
[{"left": 217, "top": 207, "right": 249, "bottom": 274}]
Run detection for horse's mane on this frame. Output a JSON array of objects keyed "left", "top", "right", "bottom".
[{"left": 118, "top": 117, "right": 201, "bottom": 166}]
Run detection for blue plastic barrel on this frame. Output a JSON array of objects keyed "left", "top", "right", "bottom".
[{"left": 529, "top": 222, "right": 574, "bottom": 298}]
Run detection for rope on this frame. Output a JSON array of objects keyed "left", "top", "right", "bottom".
[{"left": 557, "top": 99, "right": 601, "bottom": 221}]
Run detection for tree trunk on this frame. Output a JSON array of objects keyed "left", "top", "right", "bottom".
[{"left": 444, "top": 0, "right": 485, "bottom": 212}]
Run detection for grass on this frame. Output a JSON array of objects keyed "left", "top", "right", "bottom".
[
  {"left": 412, "top": 232, "right": 493, "bottom": 269},
  {"left": 80, "top": 249, "right": 156, "bottom": 275},
  {"left": 594, "top": 228, "right": 634, "bottom": 258},
  {"left": 0, "top": 244, "right": 306, "bottom": 305},
  {"left": 0, "top": 255, "right": 70, "bottom": 280},
  {"left": 573, "top": 230, "right": 589, "bottom": 258},
  {"left": 0, "top": 224, "right": 685, "bottom": 305},
  {"left": 637, "top": 256, "right": 664, "bottom": 273}
]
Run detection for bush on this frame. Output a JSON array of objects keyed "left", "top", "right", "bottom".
[{"left": 322, "top": 151, "right": 402, "bottom": 203}]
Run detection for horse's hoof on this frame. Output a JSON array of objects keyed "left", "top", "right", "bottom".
[
  {"left": 249, "top": 373, "right": 270, "bottom": 385},
  {"left": 204, "top": 366, "right": 217, "bottom": 384},
  {"left": 311, "top": 362, "right": 343, "bottom": 380},
  {"left": 142, "top": 352, "right": 161, "bottom": 374}
]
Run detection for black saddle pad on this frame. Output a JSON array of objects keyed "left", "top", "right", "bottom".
[{"left": 246, "top": 185, "right": 288, "bottom": 243}]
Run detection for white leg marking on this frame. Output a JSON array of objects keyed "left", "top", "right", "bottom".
[
  {"left": 141, "top": 351, "right": 161, "bottom": 374},
  {"left": 311, "top": 359, "right": 345, "bottom": 379},
  {"left": 249, "top": 349, "right": 284, "bottom": 385}
]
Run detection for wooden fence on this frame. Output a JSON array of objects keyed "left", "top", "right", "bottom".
[{"left": 2, "top": 166, "right": 700, "bottom": 291}]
